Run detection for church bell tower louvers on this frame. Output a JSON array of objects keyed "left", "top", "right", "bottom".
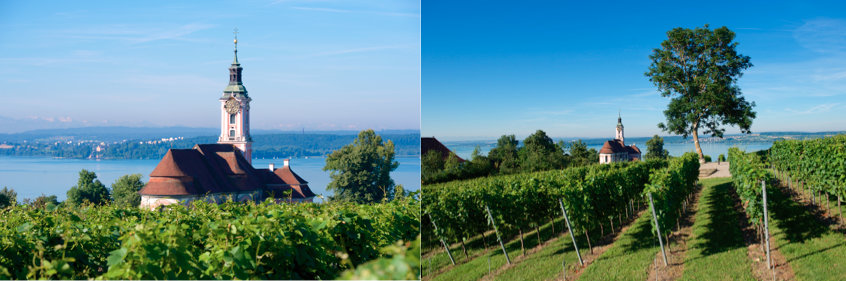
[{"left": 218, "top": 29, "right": 253, "bottom": 163}]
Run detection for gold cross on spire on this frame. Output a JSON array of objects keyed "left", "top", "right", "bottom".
[{"left": 233, "top": 27, "right": 239, "bottom": 46}]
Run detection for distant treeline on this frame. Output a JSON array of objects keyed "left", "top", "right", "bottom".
[{"left": 0, "top": 133, "right": 420, "bottom": 159}]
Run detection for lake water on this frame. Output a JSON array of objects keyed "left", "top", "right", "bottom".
[
  {"left": 0, "top": 156, "right": 420, "bottom": 203},
  {"left": 445, "top": 140, "right": 774, "bottom": 161}
]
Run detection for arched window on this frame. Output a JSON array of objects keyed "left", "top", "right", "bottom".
[
  {"left": 229, "top": 114, "right": 236, "bottom": 124},
  {"left": 229, "top": 129, "right": 235, "bottom": 137}
]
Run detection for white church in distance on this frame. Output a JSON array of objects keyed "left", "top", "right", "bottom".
[{"left": 599, "top": 114, "right": 641, "bottom": 164}]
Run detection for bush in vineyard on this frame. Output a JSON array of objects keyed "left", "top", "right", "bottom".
[
  {"left": 0, "top": 198, "right": 419, "bottom": 280},
  {"left": 728, "top": 147, "right": 773, "bottom": 230},
  {"left": 643, "top": 152, "right": 699, "bottom": 236},
  {"left": 423, "top": 159, "right": 668, "bottom": 257},
  {"left": 770, "top": 135, "right": 846, "bottom": 221}
]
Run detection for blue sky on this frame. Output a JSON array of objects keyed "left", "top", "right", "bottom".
[
  {"left": 423, "top": 1, "right": 846, "bottom": 141},
  {"left": 0, "top": 0, "right": 420, "bottom": 133}
]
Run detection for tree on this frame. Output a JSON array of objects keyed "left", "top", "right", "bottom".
[
  {"left": 645, "top": 25, "right": 755, "bottom": 163},
  {"left": 519, "top": 130, "right": 565, "bottom": 172},
  {"left": 567, "top": 139, "right": 594, "bottom": 167},
  {"left": 324, "top": 129, "right": 399, "bottom": 203},
  {"left": 444, "top": 152, "right": 461, "bottom": 172},
  {"left": 421, "top": 150, "right": 444, "bottom": 178},
  {"left": 33, "top": 194, "right": 59, "bottom": 209},
  {"left": 0, "top": 187, "right": 17, "bottom": 208},
  {"left": 488, "top": 135, "right": 520, "bottom": 174},
  {"left": 111, "top": 174, "right": 144, "bottom": 208},
  {"left": 645, "top": 135, "right": 670, "bottom": 159},
  {"left": 66, "top": 169, "right": 110, "bottom": 206}
]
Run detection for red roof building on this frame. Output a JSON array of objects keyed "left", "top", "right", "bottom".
[
  {"left": 599, "top": 114, "right": 641, "bottom": 164},
  {"left": 421, "top": 137, "right": 465, "bottom": 162},
  {"left": 138, "top": 37, "right": 314, "bottom": 209}
]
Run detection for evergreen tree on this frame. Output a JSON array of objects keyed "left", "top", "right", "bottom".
[{"left": 645, "top": 135, "right": 670, "bottom": 159}]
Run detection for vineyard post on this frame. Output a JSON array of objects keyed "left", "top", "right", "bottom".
[
  {"left": 648, "top": 192, "right": 668, "bottom": 266},
  {"left": 429, "top": 214, "right": 456, "bottom": 265},
  {"left": 559, "top": 198, "right": 584, "bottom": 266},
  {"left": 486, "top": 204, "right": 511, "bottom": 265},
  {"left": 762, "top": 180, "right": 773, "bottom": 270}
]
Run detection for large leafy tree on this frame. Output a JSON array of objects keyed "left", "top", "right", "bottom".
[
  {"left": 519, "top": 130, "right": 565, "bottom": 172},
  {"left": 421, "top": 150, "right": 444, "bottom": 178},
  {"left": 324, "top": 129, "right": 399, "bottom": 203},
  {"left": 567, "top": 139, "right": 596, "bottom": 167},
  {"left": 646, "top": 25, "right": 755, "bottom": 163},
  {"left": 66, "top": 169, "right": 110, "bottom": 206},
  {"left": 645, "top": 135, "right": 669, "bottom": 160},
  {"left": 488, "top": 134, "right": 520, "bottom": 174},
  {"left": 111, "top": 174, "right": 144, "bottom": 208}
]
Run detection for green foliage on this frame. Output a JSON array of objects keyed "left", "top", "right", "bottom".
[
  {"left": 704, "top": 155, "right": 712, "bottom": 163},
  {"left": 718, "top": 154, "right": 726, "bottom": 162},
  {"left": 339, "top": 236, "right": 420, "bottom": 280},
  {"left": 110, "top": 174, "right": 144, "bottom": 208},
  {"left": 643, "top": 152, "right": 700, "bottom": 235},
  {"left": 0, "top": 198, "right": 420, "bottom": 280},
  {"left": 422, "top": 150, "right": 445, "bottom": 177},
  {"left": 519, "top": 130, "right": 566, "bottom": 172},
  {"left": 32, "top": 194, "right": 59, "bottom": 209},
  {"left": 444, "top": 152, "right": 461, "bottom": 172},
  {"left": 423, "top": 160, "right": 671, "bottom": 253},
  {"left": 645, "top": 135, "right": 669, "bottom": 159},
  {"left": 728, "top": 147, "right": 773, "bottom": 227},
  {"left": 66, "top": 169, "right": 110, "bottom": 206},
  {"left": 770, "top": 134, "right": 846, "bottom": 198},
  {"left": 646, "top": 25, "right": 756, "bottom": 162},
  {"left": 324, "top": 129, "right": 399, "bottom": 203},
  {"left": 0, "top": 187, "right": 16, "bottom": 209},
  {"left": 567, "top": 139, "right": 597, "bottom": 167},
  {"left": 489, "top": 135, "right": 521, "bottom": 174}
]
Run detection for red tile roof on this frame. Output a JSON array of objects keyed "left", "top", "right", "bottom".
[
  {"left": 140, "top": 144, "right": 315, "bottom": 199},
  {"left": 421, "top": 137, "right": 465, "bottom": 162},
  {"left": 599, "top": 139, "right": 642, "bottom": 156}
]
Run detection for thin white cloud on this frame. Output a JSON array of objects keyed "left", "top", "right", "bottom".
[
  {"left": 290, "top": 6, "right": 420, "bottom": 17},
  {"left": 301, "top": 45, "right": 411, "bottom": 58},
  {"left": 794, "top": 18, "right": 846, "bottom": 54},
  {"left": 57, "top": 23, "right": 215, "bottom": 44},
  {"left": 786, "top": 103, "right": 840, "bottom": 115}
]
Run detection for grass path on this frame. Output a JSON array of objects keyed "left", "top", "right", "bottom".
[
  {"left": 678, "top": 177, "right": 755, "bottom": 281},
  {"left": 767, "top": 179, "right": 846, "bottom": 280},
  {"left": 578, "top": 211, "right": 658, "bottom": 281}
]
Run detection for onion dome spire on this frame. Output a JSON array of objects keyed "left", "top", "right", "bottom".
[{"left": 223, "top": 28, "right": 248, "bottom": 98}]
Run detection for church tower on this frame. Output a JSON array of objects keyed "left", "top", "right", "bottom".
[
  {"left": 615, "top": 112, "right": 624, "bottom": 145},
  {"left": 218, "top": 30, "right": 253, "bottom": 163}
]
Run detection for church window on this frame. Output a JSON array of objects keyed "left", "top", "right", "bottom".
[
  {"left": 230, "top": 129, "right": 235, "bottom": 137},
  {"left": 230, "top": 114, "right": 236, "bottom": 124}
]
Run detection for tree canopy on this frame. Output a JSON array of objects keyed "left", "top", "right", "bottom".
[
  {"left": 645, "top": 135, "right": 669, "bottom": 160},
  {"left": 324, "top": 129, "right": 399, "bottom": 203},
  {"left": 0, "top": 187, "right": 16, "bottom": 209},
  {"left": 519, "top": 130, "right": 566, "bottom": 172},
  {"left": 111, "top": 174, "right": 144, "bottom": 208},
  {"left": 488, "top": 135, "right": 520, "bottom": 174},
  {"left": 646, "top": 25, "right": 755, "bottom": 163},
  {"left": 66, "top": 169, "right": 110, "bottom": 206}
]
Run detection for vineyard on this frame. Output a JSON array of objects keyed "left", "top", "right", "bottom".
[
  {"left": 423, "top": 135, "right": 846, "bottom": 281},
  {"left": 0, "top": 198, "right": 420, "bottom": 280}
]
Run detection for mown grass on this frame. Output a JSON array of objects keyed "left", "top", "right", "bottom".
[
  {"left": 492, "top": 225, "right": 593, "bottom": 281},
  {"left": 578, "top": 211, "right": 658, "bottom": 281},
  {"left": 767, "top": 181, "right": 846, "bottom": 280},
  {"left": 679, "top": 177, "right": 755, "bottom": 280},
  {"left": 426, "top": 217, "right": 563, "bottom": 281}
]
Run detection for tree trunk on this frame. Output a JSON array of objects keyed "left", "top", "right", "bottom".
[
  {"left": 584, "top": 228, "right": 593, "bottom": 254},
  {"left": 482, "top": 231, "right": 489, "bottom": 250},
  {"left": 519, "top": 228, "right": 525, "bottom": 256},
  {"left": 692, "top": 123, "right": 705, "bottom": 163},
  {"left": 839, "top": 196, "right": 843, "bottom": 226},
  {"left": 536, "top": 224, "right": 542, "bottom": 246},
  {"left": 461, "top": 239, "right": 469, "bottom": 260},
  {"left": 625, "top": 201, "right": 630, "bottom": 218},
  {"left": 600, "top": 222, "right": 605, "bottom": 237},
  {"left": 609, "top": 217, "right": 615, "bottom": 234},
  {"left": 550, "top": 216, "right": 556, "bottom": 236}
]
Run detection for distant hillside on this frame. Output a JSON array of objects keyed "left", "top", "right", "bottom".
[{"left": 0, "top": 129, "right": 420, "bottom": 159}]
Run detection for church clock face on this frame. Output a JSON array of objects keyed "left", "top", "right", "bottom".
[{"left": 225, "top": 99, "right": 240, "bottom": 114}]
